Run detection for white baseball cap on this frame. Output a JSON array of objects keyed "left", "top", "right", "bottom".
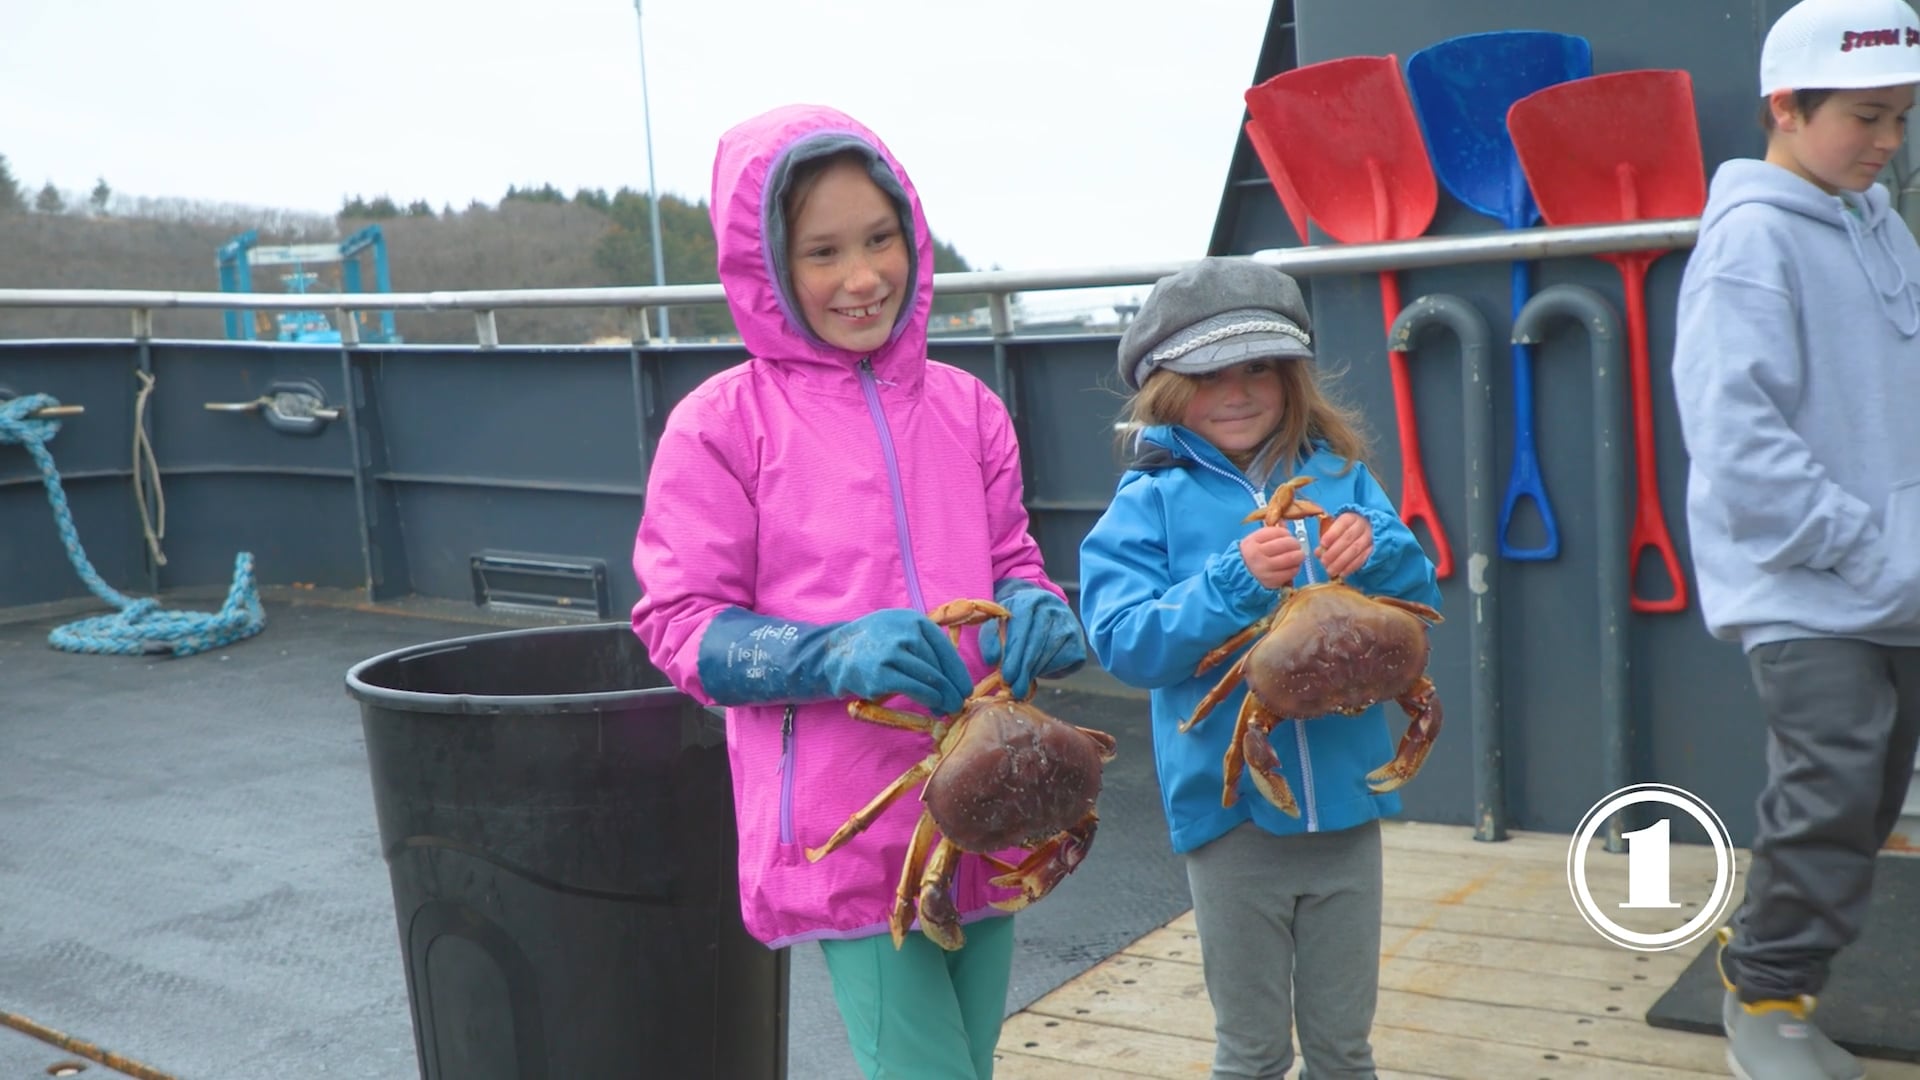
[{"left": 1761, "top": 0, "right": 1920, "bottom": 95}]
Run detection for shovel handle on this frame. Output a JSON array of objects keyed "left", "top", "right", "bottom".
[
  {"left": 1379, "top": 271, "right": 1452, "bottom": 579},
  {"left": 1617, "top": 257, "right": 1688, "bottom": 614},
  {"left": 1501, "top": 261, "right": 1559, "bottom": 560},
  {"left": 1501, "top": 342, "right": 1559, "bottom": 561}
]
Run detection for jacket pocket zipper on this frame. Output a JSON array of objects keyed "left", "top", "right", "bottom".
[{"left": 778, "top": 706, "right": 797, "bottom": 845}]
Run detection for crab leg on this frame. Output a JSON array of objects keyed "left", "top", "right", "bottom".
[
  {"left": 807, "top": 753, "right": 938, "bottom": 862},
  {"left": 915, "top": 836, "right": 967, "bottom": 950},
  {"left": 1194, "top": 614, "right": 1273, "bottom": 676},
  {"left": 1219, "top": 691, "right": 1259, "bottom": 806},
  {"left": 890, "top": 811, "right": 940, "bottom": 948},
  {"left": 1076, "top": 726, "right": 1119, "bottom": 763},
  {"left": 1376, "top": 596, "right": 1444, "bottom": 626},
  {"left": 1242, "top": 717, "right": 1301, "bottom": 817},
  {"left": 1368, "top": 675, "right": 1442, "bottom": 793},
  {"left": 1182, "top": 650, "right": 1252, "bottom": 733},
  {"left": 847, "top": 699, "right": 945, "bottom": 733},
  {"left": 990, "top": 810, "right": 1099, "bottom": 912},
  {"left": 1244, "top": 475, "right": 1328, "bottom": 527},
  {"left": 971, "top": 670, "right": 1007, "bottom": 699},
  {"left": 927, "top": 598, "right": 1012, "bottom": 651}
]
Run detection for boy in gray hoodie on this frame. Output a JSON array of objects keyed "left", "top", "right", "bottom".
[{"left": 1672, "top": 0, "right": 1920, "bottom": 1077}]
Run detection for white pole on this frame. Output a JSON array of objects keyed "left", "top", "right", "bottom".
[{"left": 633, "top": 0, "right": 670, "bottom": 341}]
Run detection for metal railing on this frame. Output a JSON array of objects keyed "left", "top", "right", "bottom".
[{"left": 0, "top": 218, "right": 1700, "bottom": 347}]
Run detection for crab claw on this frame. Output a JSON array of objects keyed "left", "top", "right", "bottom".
[
  {"left": 927, "top": 598, "right": 1015, "bottom": 659},
  {"left": 1367, "top": 675, "right": 1441, "bottom": 793},
  {"left": 990, "top": 811, "right": 1099, "bottom": 912},
  {"left": 926, "top": 598, "right": 1011, "bottom": 634},
  {"left": 1242, "top": 723, "right": 1301, "bottom": 817},
  {"left": 915, "top": 836, "right": 967, "bottom": 950},
  {"left": 1243, "top": 475, "right": 1328, "bottom": 528},
  {"left": 890, "top": 813, "right": 940, "bottom": 949}
]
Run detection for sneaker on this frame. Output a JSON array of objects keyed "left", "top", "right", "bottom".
[
  {"left": 1721, "top": 991, "right": 1861, "bottom": 1080},
  {"left": 1716, "top": 928, "right": 1864, "bottom": 1080}
]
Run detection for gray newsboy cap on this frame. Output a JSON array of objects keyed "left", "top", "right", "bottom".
[{"left": 1118, "top": 258, "right": 1313, "bottom": 391}]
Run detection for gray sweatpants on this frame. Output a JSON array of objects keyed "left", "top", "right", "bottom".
[
  {"left": 1184, "top": 819, "right": 1382, "bottom": 1080},
  {"left": 1725, "top": 638, "right": 1920, "bottom": 1001}
]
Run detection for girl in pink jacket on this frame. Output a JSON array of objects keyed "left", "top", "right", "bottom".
[{"left": 630, "top": 104, "right": 1085, "bottom": 1080}]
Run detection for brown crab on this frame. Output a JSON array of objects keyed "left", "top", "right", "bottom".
[
  {"left": 1181, "top": 476, "right": 1443, "bottom": 814},
  {"left": 806, "top": 599, "right": 1118, "bottom": 950}
]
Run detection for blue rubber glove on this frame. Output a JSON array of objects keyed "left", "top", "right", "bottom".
[
  {"left": 696, "top": 606, "right": 972, "bottom": 716},
  {"left": 977, "top": 578, "right": 1087, "bottom": 698}
]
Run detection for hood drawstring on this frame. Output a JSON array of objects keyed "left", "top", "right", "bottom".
[{"left": 1841, "top": 203, "right": 1920, "bottom": 336}]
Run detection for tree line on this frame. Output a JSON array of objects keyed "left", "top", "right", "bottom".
[{"left": 0, "top": 154, "right": 987, "bottom": 344}]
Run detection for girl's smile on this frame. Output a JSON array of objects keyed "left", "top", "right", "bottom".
[
  {"left": 1182, "top": 360, "right": 1286, "bottom": 462},
  {"left": 786, "top": 158, "right": 909, "bottom": 353}
]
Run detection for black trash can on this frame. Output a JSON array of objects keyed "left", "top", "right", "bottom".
[{"left": 345, "top": 621, "right": 786, "bottom": 1080}]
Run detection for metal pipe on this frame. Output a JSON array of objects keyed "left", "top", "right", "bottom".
[
  {"left": 989, "top": 294, "right": 1015, "bottom": 419},
  {"left": 0, "top": 218, "right": 1699, "bottom": 314},
  {"left": 632, "top": 0, "right": 669, "bottom": 341},
  {"left": 1388, "top": 294, "right": 1502, "bottom": 842},
  {"left": 1514, "top": 284, "right": 1631, "bottom": 853}
]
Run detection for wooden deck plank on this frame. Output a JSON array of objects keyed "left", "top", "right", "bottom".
[
  {"left": 996, "top": 1013, "right": 1445, "bottom": 1080},
  {"left": 997, "top": 1012, "right": 1210, "bottom": 1078},
  {"left": 1003, "top": 823, "right": 1920, "bottom": 1079},
  {"left": 1127, "top": 927, "right": 1676, "bottom": 1018},
  {"left": 1021, "top": 954, "right": 1728, "bottom": 1078},
  {"left": 1130, "top": 921, "right": 1691, "bottom": 990}
]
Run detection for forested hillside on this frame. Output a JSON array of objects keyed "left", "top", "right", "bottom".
[{"left": 0, "top": 156, "right": 982, "bottom": 345}]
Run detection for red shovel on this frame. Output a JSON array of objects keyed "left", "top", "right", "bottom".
[
  {"left": 1245, "top": 56, "right": 1451, "bottom": 578},
  {"left": 1508, "top": 71, "right": 1705, "bottom": 614}
]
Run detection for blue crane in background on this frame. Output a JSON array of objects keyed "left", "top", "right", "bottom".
[{"left": 215, "top": 224, "right": 401, "bottom": 344}]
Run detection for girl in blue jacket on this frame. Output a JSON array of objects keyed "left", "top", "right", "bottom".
[{"left": 1079, "top": 257, "right": 1440, "bottom": 1080}]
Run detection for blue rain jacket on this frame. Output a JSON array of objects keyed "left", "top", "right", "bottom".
[{"left": 1078, "top": 425, "right": 1442, "bottom": 853}]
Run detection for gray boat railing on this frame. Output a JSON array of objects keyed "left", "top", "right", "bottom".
[
  {"left": 0, "top": 214, "right": 1707, "bottom": 846},
  {"left": 0, "top": 218, "right": 1698, "bottom": 347}
]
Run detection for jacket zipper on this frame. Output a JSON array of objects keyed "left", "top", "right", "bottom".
[
  {"left": 859, "top": 357, "right": 964, "bottom": 902},
  {"left": 858, "top": 358, "right": 927, "bottom": 612},
  {"left": 778, "top": 705, "right": 797, "bottom": 845},
  {"left": 1169, "top": 431, "right": 1320, "bottom": 829}
]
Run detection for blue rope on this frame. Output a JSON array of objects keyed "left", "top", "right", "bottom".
[{"left": 0, "top": 392, "right": 265, "bottom": 657}]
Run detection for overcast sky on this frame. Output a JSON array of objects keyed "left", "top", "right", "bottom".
[{"left": 3, "top": 1, "right": 1272, "bottom": 313}]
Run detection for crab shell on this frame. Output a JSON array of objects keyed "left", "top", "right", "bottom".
[
  {"left": 922, "top": 697, "right": 1105, "bottom": 852},
  {"left": 1246, "top": 581, "right": 1431, "bottom": 718}
]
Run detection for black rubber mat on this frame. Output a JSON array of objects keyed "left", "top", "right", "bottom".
[
  {"left": 0, "top": 599, "right": 1184, "bottom": 1080},
  {"left": 1644, "top": 854, "right": 1920, "bottom": 1064}
]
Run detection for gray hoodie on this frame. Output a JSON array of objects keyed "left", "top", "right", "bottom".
[{"left": 1672, "top": 158, "right": 1920, "bottom": 650}]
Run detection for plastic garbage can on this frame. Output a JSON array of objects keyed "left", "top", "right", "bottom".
[{"left": 345, "top": 621, "right": 786, "bottom": 1080}]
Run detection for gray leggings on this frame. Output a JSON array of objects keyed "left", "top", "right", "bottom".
[
  {"left": 1184, "top": 819, "right": 1382, "bottom": 1080},
  {"left": 1726, "top": 639, "right": 1920, "bottom": 1000}
]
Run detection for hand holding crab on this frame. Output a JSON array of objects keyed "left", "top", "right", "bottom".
[
  {"left": 1186, "top": 476, "right": 1442, "bottom": 814},
  {"left": 806, "top": 599, "right": 1116, "bottom": 950}
]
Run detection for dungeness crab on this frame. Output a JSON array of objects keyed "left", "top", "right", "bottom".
[
  {"left": 806, "top": 599, "right": 1117, "bottom": 950},
  {"left": 1182, "top": 476, "right": 1443, "bottom": 814}
]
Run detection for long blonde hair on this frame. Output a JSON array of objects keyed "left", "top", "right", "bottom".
[{"left": 1115, "top": 359, "right": 1374, "bottom": 477}]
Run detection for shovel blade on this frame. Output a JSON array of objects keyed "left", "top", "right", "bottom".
[
  {"left": 1508, "top": 70, "right": 1707, "bottom": 227},
  {"left": 1405, "top": 30, "right": 1593, "bottom": 229},
  {"left": 1244, "top": 55, "right": 1437, "bottom": 245}
]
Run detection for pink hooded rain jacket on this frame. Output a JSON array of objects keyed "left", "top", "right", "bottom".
[{"left": 630, "top": 104, "right": 1066, "bottom": 948}]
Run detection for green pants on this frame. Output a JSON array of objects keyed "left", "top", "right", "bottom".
[{"left": 817, "top": 913, "right": 1015, "bottom": 1080}]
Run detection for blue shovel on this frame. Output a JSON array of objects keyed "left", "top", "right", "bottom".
[{"left": 1405, "top": 30, "right": 1591, "bottom": 560}]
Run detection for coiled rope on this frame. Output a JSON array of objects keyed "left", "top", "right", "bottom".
[{"left": 0, "top": 390, "right": 265, "bottom": 656}]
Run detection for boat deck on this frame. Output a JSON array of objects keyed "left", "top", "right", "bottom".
[
  {"left": 6, "top": 590, "right": 1915, "bottom": 1079},
  {"left": 993, "top": 824, "right": 1920, "bottom": 1079}
]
